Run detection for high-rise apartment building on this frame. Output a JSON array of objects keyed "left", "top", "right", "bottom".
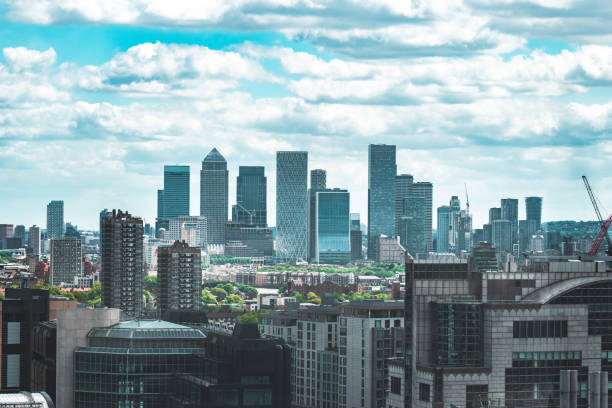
[
  {"left": 0, "top": 224, "right": 13, "bottom": 239},
  {"left": 46, "top": 200, "right": 64, "bottom": 239},
  {"left": 308, "top": 169, "right": 327, "bottom": 262},
  {"left": 501, "top": 198, "right": 519, "bottom": 244},
  {"left": 50, "top": 238, "right": 82, "bottom": 286},
  {"left": 13, "top": 225, "right": 25, "bottom": 247},
  {"left": 526, "top": 196, "right": 543, "bottom": 231},
  {"left": 100, "top": 210, "right": 144, "bottom": 317},
  {"left": 28, "top": 225, "right": 41, "bottom": 255},
  {"left": 368, "top": 144, "right": 396, "bottom": 260},
  {"left": 437, "top": 206, "right": 451, "bottom": 252},
  {"left": 157, "top": 241, "right": 202, "bottom": 315},
  {"left": 232, "top": 166, "right": 267, "bottom": 227},
  {"left": 200, "top": 148, "right": 228, "bottom": 248},
  {"left": 315, "top": 189, "right": 350, "bottom": 264},
  {"left": 276, "top": 151, "right": 308, "bottom": 262},
  {"left": 492, "top": 219, "right": 513, "bottom": 254},
  {"left": 157, "top": 165, "right": 190, "bottom": 220}
]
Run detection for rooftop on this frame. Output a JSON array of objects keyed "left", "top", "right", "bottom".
[
  {"left": 89, "top": 319, "right": 206, "bottom": 339},
  {"left": 203, "top": 147, "right": 226, "bottom": 162}
]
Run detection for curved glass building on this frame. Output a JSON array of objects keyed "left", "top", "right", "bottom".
[{"left": 74, "top": 320, "right": 206, "bottom": 408}]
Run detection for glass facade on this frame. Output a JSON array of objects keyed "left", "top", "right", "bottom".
[
  {"left": 368, "top": 144, "right": 396, "bottom": 259},
  {"left": 399, "top": 196, "right": 427, "bottom": 257},
  {"left": 526, "top": 196, "right": 543, "bottom": 231},
  {"left": 431, "top": 302, "right": 483, "bottom": 368},
  {"left": 233, "top": 166, "right": 267, "bottom": 227},
  {"left": 46, "top": 200, "right": 64, "bottom": 240},
  {"left": 436, "top": 206, "right": 450, "bottom": 253},
  {"left": 74, "top": 320, "right": 206, "bottom": 408},
  {"left": 308, "top": 169, "right": 327, "bottom": 262},
  {"left": 276, "top": 151, "right": 308, "bottom": 262},
  {"left": 159, "top": 165, "right": 190, "bottom": 219},
  {"left": 200, "top": 148, "right": 229, "bottom": 247},
  {"left": 316, "top": 190, "right": 350, "bottom": 264},
  {"left": 501, "top": 198, "right": 519, "bottom": 244}
]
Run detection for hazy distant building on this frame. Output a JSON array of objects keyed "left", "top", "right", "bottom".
[
  {"left": 545, "top": 230, "right": 562, "bottom": 252},
  {"left": 526, "top": 196, "right": 543, "bottom": 231},
  {"left": 470, "top": 241, "right": 498, "bottom": 273},
  {"left": 350, "top": 213, "right": 362, "bottom": 261},
  {"left": 368, "top": 144, "right": 396, "bottom": 259},
  {"left": 101, "top": 210, "right": 144, "bottom": 317},
  {"left": 308, "top": 169, "right": 327, "bottom": 262},
  {"left": 372, "top": 235, "right": 405, "bottom": 264},
  {"left": 157, "top": 241, "right": 202, "bottom": 314},
  {"left": 0, "top": 224, "right": 13, "bottom": 239},
  {"left": 395, "top": 174, "right": 414, "bottom": 236},
  {"left": 531, "top": 234, "right": 545, "bottom": 252},
  {"left": 50, "top": 238, "right": 82, "bottom": 286},
  {"left": 315, "top": 189, "right": 350, "bottom": 264},
  {"left": 13, "top": 225, "right": 25, "bottom": 248},
  {"left": 437, "top": 206, "right": 451, "bottom": 252},
  {"left": 200, "top": 148, "right": 228, "bottom": 248},
  {"left": 46, "top": 201, "right": 64, "bottom": 240},
  {"left": 276, "top": 151, "right": 308, "bottom": 262},
  {"left": 225, "top": 222, "right": 274, "bottom": 258},
  {"left": 501, "top": 198, "right": 519, "bottom": 244},
  {"left": 28, "top": 226, "right": 41, "bottom": 255},
  {"left": 232, "top": 166, "right": 267, "bottom": 227},
  {"left": 399, "top": 196, "right": 427, "bottom": 257},
  {"left": 492, "top": 219, "right": 513, "bottom": 254},
  {"left": 453, "top": 209, "right": 472, "bottom": 255},
  {"left": 489, "top": 207, "right": 502, "bottom": 224},
  {"left": 168, "top": 216, "right": 207, "bottom": 249},
  {"left": 448, "top": 196, "right": 461, "bottom": 251},
  {"left": 519, "top": 219, "right": 537, "bottom": 253},
  {"left": 483, "top": 223, "right": 492, "bottom": 244},
  {"left": 158, "top": 165, "right": 190, "bottom": 222}
]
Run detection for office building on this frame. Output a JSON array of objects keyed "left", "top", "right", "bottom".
[
  {"left": 546, "top": 231, "right": 562, "bottom": 252},
  {"left": 526, "top": 196, "right": 543, "bottom": 231},
  {"left": 410, "top": 182, "right": 433, "bottom": 252},
  {"left": 492, "top": 219, "right": 513, "bottom": 254},
  {"left": 46, "top": 201, "right": 64, "bottom": 240},
  {"left": 395, "top": 174, "right": 414, "bottom": 236},
  {"left": 157, "top": 241, "right": 202, "bottom": 315},
  {"left": 13, "top": 225, "right": 25, "bottom": 247},
  {"left": 0, "top": 393, "right": 54, "bottom": 407},
  {"left": 308, "top": 169, "right": 327, "bottom": 262},
  {"left": 483, "top": 223, "right": 492, "bottom": 244},
  {"left": 437, "top": 206, "right": 451, "bottom": 253},
  {"left": 371, "top": 235, "right": 405, "bottom": 264},
  {"left": 473, "top": 228, "right": 485, "bottom": 244},
  {"left": 0, "top": 224, "right": 13, "bottom": 239},
  {"left": 225, "top": 222, "right": 274, "bottom": 258},
  {"left": 519, "top": 219, "right": 538, "bottom": 253},
  {"left": 399, "top": 195, "right": 427, "bottom": 257},
  {"left": 100, "top": 209, "right": 144, "bottom": 317},
  {"left": 28, "top": 225, "right": 41, "bottom": 255},
  {"left": 200, "top": 148, "right": 229, "bottom": 248},
  {"left": 31, "top": 321, "right": 57, "bottom": 403},
  {"left": 453, "top": 209, "right": 473, "bottom": 256},
  {"left": 470, "top": 241, "right": 498, "bottom": 273},
  {"left": 167, "top": 215, "right": 207, "bottom": 249},
  {"left": 489, "top": 207, "right": 502, "bottom": 224},
  {"left": 157, "top": 165, "right": 190, "bottom": 221},
  {"left": 74, "top": 320, "right": 207, "bottom": 407},
  {"left": 368, "top": 144, "right": 396, "bottom": 260},
  {"left": 448, "top": 196, "right": 461, "bottom": 252},
  {"left": 276, "top": 151, "right": 308, "bottom": 262},
  {"left": 315, "top": 189, "right": 350, "bottom": 264},
  {"left": 350, "top": 213, "right": 363, "bottom": 261},
  {"left": 501, "top": 198, "right": 519, "bottom": 244},
  {"left": 50, "top": 238, "right": 82, "bottom": 286},
  {"left": 401, "top": 257, "right": 612, "bottom": 408},
  {"left": 0, "top": 288, "right": 49, "bottom": 392},
  {"left": 232, "top": 166, "right": 267, "bottom": 227}
]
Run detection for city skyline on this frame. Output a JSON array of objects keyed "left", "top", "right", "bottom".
[{"left": 1, "top": 2, "right": 611, "bottom": 230}]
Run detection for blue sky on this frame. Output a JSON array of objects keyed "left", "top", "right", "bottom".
[{"left": 1, "top": 0, "right": 611, "bottom": 230}]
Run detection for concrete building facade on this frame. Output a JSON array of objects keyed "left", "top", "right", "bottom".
[{"left": 49, "top": 238, "right": 82, "bottom": 286}]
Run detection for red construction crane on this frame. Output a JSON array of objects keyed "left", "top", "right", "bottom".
[{"left": 582, "top": 175, "right": 612, "bottom": 256}]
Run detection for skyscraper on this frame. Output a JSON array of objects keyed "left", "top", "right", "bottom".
[
  {"left": 232, "top": 166, "right": 267, "bottom": 227},
  {"left": 157, "top": 240, "right": 202, "bottom": 314},
  {"left": 158, "top": 165, "right": 190, "bottom": 219},
  {"left": 492, "top": 219, "right": 513, "bottom": 254},
  {"left": 398, "top": 195, "right": 427, "bottom": 256},
  {"left": 350, "top": 213, "right": 362, "bottom": 261},
  {"left": 315, "top": 189, "right": 350, "bottom": 264},
  {"left": 46, "top": 200, "right": 64, "bottom": 239},
  {"left": 0, "top": 224, "right": 13, "bottom": 239},
  {"left": 276, "top": 151, "right": 308, "bottom": 262},
  {"left": 101, "top": 210, "right": 144, "bottom": 317},
  {"left": 28, "top": 225, "right": 41, "bottom": 255},
  {"left": 368, "top": 144, "right": 396, "bottom": 260},
  {"left": 437, "top": 206, "right": 451, "bottom": 252},
  {"left": 519, "top": 219, "right": 537, "bottom": 253},
  {"left": 525, "top": 196, "right": 543, "bottom": 231},
  {"left": 200, "top": 148, "right": 228, "bottom": 248},
  {"left": 13, "top": 225, "right": 25, "bottom": 248},
  {"left": 488, "top": 207, "right": 502, "bottom": 224},
  {"left": 395, "top": 174, "right": 414, "bottom": 237},
  {"left": 308, "top": 169, "right": 327, "bottom": 262},
  {"left": 50, "top": 238, "right": 82, "bottom": 286},
  {"left": 501, "top": 198, "right": 519, "bottom": 244},
  {"left": 411, "top": 182, "right": 433, "bottom": 252},
  {"left": 448, "top": 196, "right": 461, "bottom": 252}
]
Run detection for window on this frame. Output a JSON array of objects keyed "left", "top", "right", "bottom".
[
  {"left": 419, "top": 383, "right": 430, "bottom": 402},
  {"left": 512, "top": 320, "right": 568, "bottom": 338},
  {"left": 390, "top": 376, "right": 401, "bottom": 394}
]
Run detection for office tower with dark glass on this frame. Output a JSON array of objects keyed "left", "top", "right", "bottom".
[
  {"left": 308, "top": 169, "right": 327, "bottom": 262},
  {"left": 395, "top": 174, "right": 414, "bottom": 236},
  {"left": 501, "top": 198, "right": 519, "bottom": 244},
  {"left": 315, "top": 189, "right": 350, "bottom": 264},
  {"left": 100, "top": 209, "right": 144, "bottom": 317},
  {"left": 158, "top": 165, "right": 190, "bottom": 220},
  {"left": 368, "top": 144, "right": 396, "bottom": 260},
  {"left": 157, "top": 241, "right": 202, "bottom": 315},
  {"left": 437, "top": 206, "right": 451, "bottom": 252},
  {"left": 350, "top": 213, "right": 363, "bottom": 261},
  {"left": 232, "top": 166, "right": 267, "bottom": 227},
  {"left": 13, "top": 225, "right": 25, "bottom": 247},
  {"left": 200, "top": 148, "right": 228, "bottom": 248},
  {"left": 46, "top": 200, "right": 64, "bottom": 239},
  {"left": 493, "top": 218, "right": 513, "bottom": 254},
  {"left": 526, "top": 196, "right": 543, "bottom": 231},
  {"left": 50, "top": 238, "right": 82, "bottom": 286},
  {"left": 276, "top": 151, "right": 308, "bottom": 262},
  {"left": 399, "top": 195, "right": 427, "bottom": 256},
  {"left": 410, "top": 182, "right": 433, "bottom": 252}
]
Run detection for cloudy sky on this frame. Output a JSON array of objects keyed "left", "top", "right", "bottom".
[{"left": 1, "top": 0, "right": 611, "bottom": 231}]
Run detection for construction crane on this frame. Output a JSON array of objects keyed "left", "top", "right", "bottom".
[
  {"left": 464, "top": 183, "right": 470, "bottom": 215},
  {"left": 582, "top": 175, "right": 612, "bottom": 256}
]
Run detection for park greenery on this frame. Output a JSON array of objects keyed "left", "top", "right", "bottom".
[{"left": 258, "top": 262, "right": 403, "bottom": 278}]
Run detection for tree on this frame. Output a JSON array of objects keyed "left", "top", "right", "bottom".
[
  {"left": 201, "top": 289, "right": 217, "bottom": 305},
  {"left": 218, "top": 282, "right": 234, "bottom": 294},
  {"left": 236, "top": 311, "right": 258, "bottom": 324},
  {"left": 237, "top": 284, "right": 258, "bottom": 299},
  {"left": 142, "top": 275, "right": 158, "bottom": 293},
  {"left": 224, "top": 294, "right": 244, "bottom": 304},
  {"left": 210, "top": 287, "right": 227, "bottom": 300}
]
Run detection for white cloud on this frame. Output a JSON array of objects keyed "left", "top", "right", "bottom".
[{"left": 2, "top": 47, "right": 56, "bottom": 71}]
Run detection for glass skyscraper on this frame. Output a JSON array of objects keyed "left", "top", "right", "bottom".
[
  {"left": 308, "top": 169, "right": 327, "bottom": 262},
  {"left": 525, "top": 196, "right": 543, "bottom": 231},
  {"left": 276, "top": 151, "right": 308, "bottom": 262},
  {"left": 46, "top": 200, "right": 64, "bottom": 239},
  {"left": 368, "top": 144, "right": 396, "bottom": 260},
  {"left": 232, "top": 166, "right": 267, "bottom": 227},
  {"left": 200, "top": 148, "right": 228, "bottom": 248},
  {"left": 158, "top": 165, "right": 190, "bottom": 219},
  {"left": 436, "top": 205, "right": 451, "bottom": 252},
  {"left": 315, "top": 189, "right": 350, "bottom": 264},
  {"left": 501, "top": 198, "right": 519, "bottom": 244},
  {"left": 398, "top": 195, "right": 427, "bottom": 256}
]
